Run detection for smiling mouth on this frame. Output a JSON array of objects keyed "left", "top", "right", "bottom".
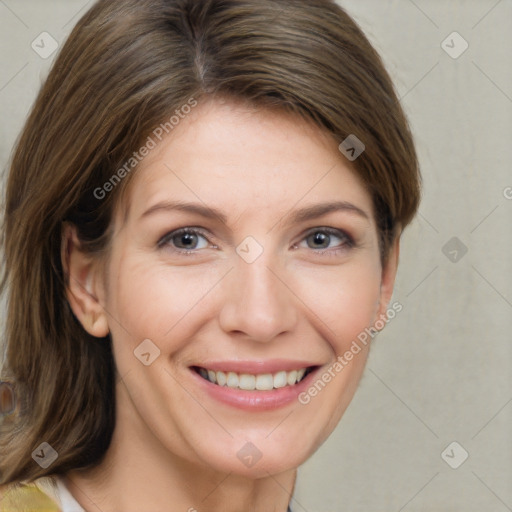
[{"left": 192, "top": 366, "right": 316, "bottom": 391}]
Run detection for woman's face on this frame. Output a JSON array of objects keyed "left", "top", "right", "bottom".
[{"left": 88, "top": 98, "right": 398, "bottom": 477}]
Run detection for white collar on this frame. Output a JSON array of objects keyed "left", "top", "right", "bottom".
[
  {"left": 54, "top": 477, "right": 86, "bottom": 512},
  {"left": 34, "top": 476, "right": 85, "bottom": 512}
]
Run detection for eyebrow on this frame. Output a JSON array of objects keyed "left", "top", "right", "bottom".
[{"left": 140, "top": 199, "right": 370, "bottom": 225}]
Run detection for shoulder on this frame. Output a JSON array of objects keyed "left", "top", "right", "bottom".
[{"left": 0, "top": 479, "right": 61, "bottom": 511}]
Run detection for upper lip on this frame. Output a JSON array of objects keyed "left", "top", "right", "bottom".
[{"left": 191, "top": 359, "right": 320, "bottom": 374}]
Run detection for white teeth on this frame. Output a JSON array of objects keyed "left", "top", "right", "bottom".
[
  {"left": 198, "top": 367, "right": 310, "bottom": 390},
  {"left": 216, "top": 371, "right": 227, "bottom": 386},
  {"left": 273, "top": 371, "right": 287, "bottom": 389},
  {"left": 239, "top": 374, "right": 256, "bottom": 390},
  {"left": 226, "top": 372, "right": 239, "bottom": 388},
  {"left": 287, "top": 370, "right": 298, "bottom": 386},
  {"left": 256, "top": 374, "right": 274, "bottom": 391}
]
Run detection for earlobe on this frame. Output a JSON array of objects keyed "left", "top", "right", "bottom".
[{"left": 61, "top": 222, "right": 110, "bottom": 338}]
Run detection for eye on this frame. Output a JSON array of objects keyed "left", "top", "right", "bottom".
[
  {"left": 157, "top": 226, "right": 355, "bottom": 258},
  {"left": 295, "top": 227, "right": 354, "bottom": 255},
  {"left": 158, "top": 227, "right": 212, "bottom": 254}
]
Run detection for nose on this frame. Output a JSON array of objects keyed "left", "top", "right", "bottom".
[{"left": 218, "top": 250, "right": 298, "bottom": 343}]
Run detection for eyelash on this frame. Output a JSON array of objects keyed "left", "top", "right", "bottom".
[{"left": 157, "top": 226, "right": 355, "bottom": 258}]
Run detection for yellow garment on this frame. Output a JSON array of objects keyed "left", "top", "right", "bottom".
[{"left": 0, "top": 483, "right": 61, "bottom": 512}]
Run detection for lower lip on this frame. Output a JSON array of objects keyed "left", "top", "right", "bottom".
[{"left": 189, "top": 367, "right": 319, "bottom": 411}]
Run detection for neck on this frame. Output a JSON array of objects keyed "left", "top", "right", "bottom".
[
  {"left": 65, "top": 385, "right": 297, "bottom": 512},
  {"left": 66, "top": 452, "right": 296, "bottom": 512}
]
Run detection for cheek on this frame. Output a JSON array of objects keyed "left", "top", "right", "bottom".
[
  {"left": 282, "top": 259, "right": 382, "bottom": 451},
  {"left": 106, "top": 255, "right": 221, "bottom": 354},
  {"left": 290, "top": 257, "right": 382, "bottom": 352}
]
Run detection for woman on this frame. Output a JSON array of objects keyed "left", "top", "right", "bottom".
[{"left": 0, "top": 0, "right": 420, "bottom": 510}]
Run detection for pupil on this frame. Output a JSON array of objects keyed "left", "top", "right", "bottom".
[
  {"left": 313, "top": 232, "right": 328, "bottom": 248},
  {"left": 180, "top": 233, "right": 195, "bottom": 247}
]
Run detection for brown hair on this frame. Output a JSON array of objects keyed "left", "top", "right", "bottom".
[{"left": 0, "top": 0, "right": 420, "bottom": 484}]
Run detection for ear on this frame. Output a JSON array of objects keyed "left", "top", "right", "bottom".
[
  {"left": 374, "top": 234, "right": 400, "bottom": 326},
  {"left": 61, "top": 222, "right": 109, "bottom": 338}
]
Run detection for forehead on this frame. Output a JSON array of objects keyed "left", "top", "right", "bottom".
[{"left": 117, "top": 99, "right": 374, "bottom": 228}]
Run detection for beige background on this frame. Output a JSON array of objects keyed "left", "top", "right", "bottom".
[{"left": 1, "top": 1, "right": 511, "bottom": 510}]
